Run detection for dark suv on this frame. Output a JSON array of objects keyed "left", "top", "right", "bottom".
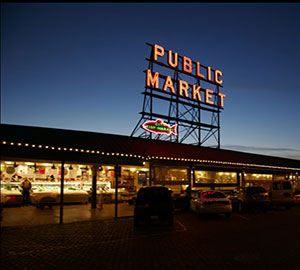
[
  {"left": 241, "top": 186, "right": 270, "bottom": 212},
  {"left": 134, "top": 186, "right": 174, "bottom": 226}
]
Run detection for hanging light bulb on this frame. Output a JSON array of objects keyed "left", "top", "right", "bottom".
[{"left": 98, "top": 166, "right": 103, "bottom": 172}]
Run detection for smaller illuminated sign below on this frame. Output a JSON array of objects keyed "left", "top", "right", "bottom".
[{"left": 142, "top": 119, "right": 177, "bottom": 136}]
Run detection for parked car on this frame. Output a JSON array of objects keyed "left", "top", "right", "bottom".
[
  {"left": 134, "top": 186, "right": 174, "bottom": 226},
  {"left": 241, "top": 186, "right": 270, "bottom": 212},
  {"left": 190, "top": 190, "right": 232, "bottom": 218},
  {"left": 222, "top": 189, "right": 244, "bottom": 212},
  {"left": 270, "top": 180, "right": 294, "bottom": 209},
  {"left": 294, "top": 190, "right": 300, "bottom": 205}
]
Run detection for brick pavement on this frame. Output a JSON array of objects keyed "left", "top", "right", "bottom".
[
  {"left": 1, "top": 217, "right": 187, "bottom": 270},
  {"left": 1, "top": 210, "right": 300, "bottom": 270}
]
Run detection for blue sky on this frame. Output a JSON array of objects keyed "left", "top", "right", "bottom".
[{"left": 1, "top": 3, "right": 300, "bottom": 160}]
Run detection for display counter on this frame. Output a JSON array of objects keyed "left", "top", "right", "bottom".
[
  {"left": 1, "top": 188, "right": 23, "bottom": 206},
  {"left": 1, "top": 181, "right": 111, "bottom": 206},
  {"left": 1, "top": 181, "right": 134, "bottom": 206},
  {"left": 57, "top": 189, "right": 89, "bottom": 204}
]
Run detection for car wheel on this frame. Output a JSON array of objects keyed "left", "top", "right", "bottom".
[
  {"left": 241, "top": 203, "right": 247, "bottom": 213},
  {"left": 237, "top": 202, "right": 243, "bottom": 213}
]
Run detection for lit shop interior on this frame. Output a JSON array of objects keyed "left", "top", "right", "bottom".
[
  {"left": 1, "top": 161, "right": 149, "bottom": 206},
  {"left": 193, "top": 169, "right": 298, "bottom": 191},
  {"left": 2, "top": 161, "right": 298, "bottom": 209}
]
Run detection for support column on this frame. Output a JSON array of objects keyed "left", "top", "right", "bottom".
[
  {"left": 59, "top": 161, "right": 65, "bottom": 224},
  {"left": 91, "top": 165, "right": 97, "bottom": 209},
  {"left": 149, "top": 162, "right": 152, "bottom": 186},
  {"left": 187, "top": 166, "right": 192, "bottom": 199},
  {"left": 237, "top": 171, "right": 241, "bottom": 188},
  {"left": 241, "top": 170, "right": 245, "bottom": 189},
  {"left": 114, "top": 165, "right": 120, "bottom": 218},
  {"left": 192, "top": 167, "right": 195, "bottom": 187}
]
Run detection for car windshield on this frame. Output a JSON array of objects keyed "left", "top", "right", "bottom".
[
  {"left": 246, "top": 187, "right": 267, "bottom": 194},
  {"left": 202, "top": 191, "right": 226, "bottom": 199}
]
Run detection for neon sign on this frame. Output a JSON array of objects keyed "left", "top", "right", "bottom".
[
  {"left": 146, "top": 44, "right": 226, "bottom": 108},
  {"left": 142, "top": 119, "right": 177, "bottom": 136},
  {"left": 131, "top": 42, "right": 226, "bottom": 146}
]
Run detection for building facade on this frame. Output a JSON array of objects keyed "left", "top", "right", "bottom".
[{"left": 1, "top": 124, "right": 300, "bottom": 225}]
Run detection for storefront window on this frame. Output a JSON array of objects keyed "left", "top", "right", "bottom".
[
  {"left": 244, "top": 173, "right": 273, "bottom": 181},
  {"left": 1, "top": 160, "right": 150, "bottom": 225},
  {"left": 194, "top": 171, "right": 237, "bottom": 184},
  {"left": 153, "top": 166, "right": 188, "bottom": 182},
  {"left": 115, "top": 165, "right": 149, "bottom": 190},
  {"left": 243, "top": 173, "right": 273, "bottom": 191},
  {"left": 1, "top": 161, "right": 149, "bottom": 195},
  {"left": 273, "top": 174, "right": 288, "bottom": 181}
]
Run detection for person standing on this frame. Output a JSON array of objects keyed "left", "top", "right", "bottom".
[{"left": 20, "top": 178, "right": 32, "bottom": 205}]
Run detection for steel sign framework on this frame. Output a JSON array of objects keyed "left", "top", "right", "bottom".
[{"left": 131, "top": 43, "right": 225, "bottom": 148}]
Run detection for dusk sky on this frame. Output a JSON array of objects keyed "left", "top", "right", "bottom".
[{"left": 1, "top": 3, "right": 300, "bottom": 160}]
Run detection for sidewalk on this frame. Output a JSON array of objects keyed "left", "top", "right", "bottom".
[{"left": 0, "top": 202, "right": 134, "bottom": 227}]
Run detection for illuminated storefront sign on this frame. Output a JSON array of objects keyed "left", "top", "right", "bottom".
[
  {"left": 146, "top": 44, "right": 226, "bottom": 108},
  {"left": 132, "top": 42, "right": 227, "bottom": 145},
  {"left": 142, "top": 119, "right": 177, "bottom": 136}
]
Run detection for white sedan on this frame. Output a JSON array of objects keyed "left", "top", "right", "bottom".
[{"left": 190, "top": 190, "right": 232, "bottom": 218}]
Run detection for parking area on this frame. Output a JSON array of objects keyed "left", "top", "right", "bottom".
[{"left": 1, "top": 206, "right": 300, "bottom": 270}]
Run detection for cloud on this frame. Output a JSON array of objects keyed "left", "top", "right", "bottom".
[{"left": 222, "top": 145, "right": 300, "bottom": 161}]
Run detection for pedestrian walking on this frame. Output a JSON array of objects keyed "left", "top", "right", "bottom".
[{"left": 20, "top": 178, "right": 32, "bottom": 205}]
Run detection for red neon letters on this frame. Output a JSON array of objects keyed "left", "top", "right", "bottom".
[
  {"left": 153, "top": 44, "right": 223, "bottom": 85},
  {"left": 146, "top": 69, "right": 226, "bottom": 108},
  {"left": 147, "top": 44, "right": 227, "bottom": 108},
  {"left": 146, "top": 70, "right": 159, "bottom": 88}
]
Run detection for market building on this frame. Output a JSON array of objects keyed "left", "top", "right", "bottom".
[{"left": 1, "top": 123, "right": 300, "bottom": 226}]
